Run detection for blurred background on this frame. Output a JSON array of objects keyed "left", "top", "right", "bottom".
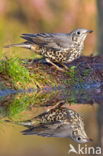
[{"left": 0, "top": 0, "right": 98, "bottom": 59}]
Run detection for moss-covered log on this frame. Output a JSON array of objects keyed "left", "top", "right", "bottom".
[{"left": 0, "top": 56, "right": 103, "bottom": 90}]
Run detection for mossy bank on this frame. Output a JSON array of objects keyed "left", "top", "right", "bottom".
[
  {"left": 0, "top": 56, "right": 103, "bottom": 90},
  {"left": 0, "top": 58, "right": 59, "bottom": 90}
]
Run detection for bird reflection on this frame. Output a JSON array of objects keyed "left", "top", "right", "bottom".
[{"left": 6, "top": 101, "right": 92, "bottom": 143}]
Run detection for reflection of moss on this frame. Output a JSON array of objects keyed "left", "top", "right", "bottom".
[
  {"left": 0, "top": 107, "right": 7, "bottom": 118},
  {"left": 6, "top": 90, "right": 59, "bottom": 119},
  {"left": 7, "top": 95, "right": 31, "bottom": 119},
  {"left": 64, "top": 88, "right": 91, "bottom": 105},
  {"left": 0, "top": 58, "right": 57, "bottom": 89}
]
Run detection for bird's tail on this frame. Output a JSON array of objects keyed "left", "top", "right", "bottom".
[
  {"left": 21, "top": 127, "right": 35, "bottom": 135},
  {"left": 4, "top": 42, "right": 31, "bottom": 49},
  {"left": 5, "top": 119, "right": 34, "bottom": 127}
]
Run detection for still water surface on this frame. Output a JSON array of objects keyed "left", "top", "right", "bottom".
[{"left": 0, "top": 86, "right": 102, "bottom": 156}]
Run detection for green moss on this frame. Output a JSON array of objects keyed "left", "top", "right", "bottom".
[
  {"left": 65, "top": 66, "right": 91, "bottom": 86},
  {"left": 6, "top": 58, "right": 31, "bottom": 83},
  {"left": 0, "top": 58, "right": 35, "bottom": 89},
  {"left": 0, "top": 82, "right": 7, "bottom": 90},
  {"left": 0, "top": 57, "right": 57, "bottom": 89},
  {"left": 65, "top": 66, "right": 81, "bottom": 85}
]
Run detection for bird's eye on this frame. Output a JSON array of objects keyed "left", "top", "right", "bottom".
[
  {"left": 77, "top": 137, "right": 81, "bottom": 141},
  {"left": 77, "top": 31, "right": 80, "bottom": 35}
]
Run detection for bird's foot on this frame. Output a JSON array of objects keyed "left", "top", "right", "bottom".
[{"left": 45, "top": 58, "right": 66, "bottom": 72}]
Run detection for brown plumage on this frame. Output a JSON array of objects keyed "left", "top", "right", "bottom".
[{"left": 5, "top": 28, "right": 93, "bottom": 71}]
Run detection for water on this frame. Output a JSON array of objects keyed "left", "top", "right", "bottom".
[{"left": 0, "top": 84, "right": 102, "bottom": 156}]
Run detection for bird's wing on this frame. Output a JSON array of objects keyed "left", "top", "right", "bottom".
[
  {"left": 21, "top": 124, "right": 53, "bottom": 136},
  {"left": 21, "top": 122, "right": 71, "bottom": 137},
  {"left": 21, "top": 33, "right": 71, "bottom": 50}
]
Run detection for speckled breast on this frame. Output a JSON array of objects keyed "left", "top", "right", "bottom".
[{"left": 40, "top": 43, "right": 83, "bottom": 63}]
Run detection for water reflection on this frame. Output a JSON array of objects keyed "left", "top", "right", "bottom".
[
  {"left": 0, "top": 87, "right": 102, "bottom": 156},
  {"left": 5, "top": 101, "right": 91, "bottom": 144}
]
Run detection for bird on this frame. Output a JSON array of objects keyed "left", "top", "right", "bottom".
[
  {"left": 5, "top": 101, "right": 92, "bottom": 143},
  {"left": 5, "top": 28, "right": 93, "bottom": 71}
]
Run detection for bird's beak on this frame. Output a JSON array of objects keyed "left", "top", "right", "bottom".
[
  {"left": 85, "top": 138, "right": 93, "bottom": 142},
  {"left": 87, "top": 30, "right": 93, "bottom": 33},
  {"left": 82, "top": 137, "right": 93, "bottom": 143}
]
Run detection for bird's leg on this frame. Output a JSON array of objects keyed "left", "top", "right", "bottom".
[
  {"left": 46, "top": 100, "right": 65, "bottom": 112},
  {"left": 54, "top": 100, "right": 66, "bottom": 108},
  {"left": 61, "top": 63, "right": 69, "bottom": 70},
  {"left": 45, "top": 58, "right": 65, "bottom": 71}
]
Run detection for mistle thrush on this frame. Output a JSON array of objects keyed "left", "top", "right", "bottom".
[{"left": 5, "top": 28, "right": 93, "bottom": 71}]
